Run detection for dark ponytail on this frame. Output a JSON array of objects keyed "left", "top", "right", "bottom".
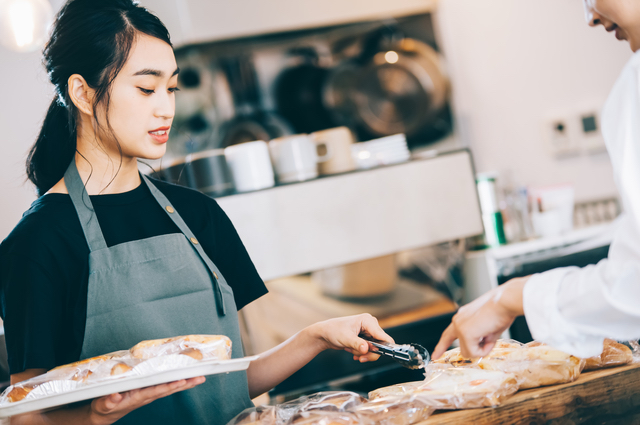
[{"left": 26, "top": 0, "right": 172, "bottom": 196}]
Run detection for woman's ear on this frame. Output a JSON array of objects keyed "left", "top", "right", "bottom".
[{"left": 67, "top": 74, "right": 95, "bottom": 116}]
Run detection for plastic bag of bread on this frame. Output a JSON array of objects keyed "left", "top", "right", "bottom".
[
  {"left": 581, "top": 339, "right": 634, "bottom": 371},
  {"left": 368, "top": 365, "right": 519, "bottom": 409},
  {"left": 277, "top": 392, "right": 367, "bottom": 424},
  {"left": 0, "top": 351, "right": 140, "bottom": 403},
  {"left": 227, "top": 405, "right": 278, "bottom": 425},
  {"left": 290, "top": 411, "right": 363, "bottom": 425},
  {"left": 434, "top": 339, "right": 584, "bottom": 389},
  {"left": 353, "top": 396, "right": 434, "bottom": 425},
  {"left": 129, "top": 334, "right": 231, "bottom": 361}
]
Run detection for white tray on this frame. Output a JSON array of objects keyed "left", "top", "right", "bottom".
[{"left": 0, "top": 355, "right": 259, "bottom": 418}]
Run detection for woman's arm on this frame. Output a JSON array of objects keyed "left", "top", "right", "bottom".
[
  {"left": 9, "top": 370, "right": 205, "bottom": 425},
  {"left": 246, "top": 313, "right": 393, "bottom": 399}
]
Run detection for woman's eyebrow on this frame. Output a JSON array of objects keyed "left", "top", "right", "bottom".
[{"left": 132, "top": 67, "right": 180, "bottom": 77}]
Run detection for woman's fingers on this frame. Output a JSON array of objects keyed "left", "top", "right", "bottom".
[
  {"left": 92, "top": 377, "right": 206, "bottom": 416},
  {"left": 432, "top": 323, "right": 457, "bottom": 360}
]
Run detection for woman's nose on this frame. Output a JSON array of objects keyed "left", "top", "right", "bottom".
[{"left": 588, "top": 10, "right": 602, "bottom": 27}]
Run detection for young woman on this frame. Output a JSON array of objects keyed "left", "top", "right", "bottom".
[
  {"left": 434, "top": 0, "right": 640, "bottom": 361},
  {"left": 0, "top": 1, "right": 393, "bottom": 424}
]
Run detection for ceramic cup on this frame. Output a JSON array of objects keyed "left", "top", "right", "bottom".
[
  {"left": 189, "top": 149, "right": 234, "bottom": 196},
  {"left": 309, "top": 126, "right": 357, "bottom": 175},
  {"left": 224, "top": 140, "right": 275, "bottom": 192},
  {"left": 268, "top": 134, "right": 331, "bottom": 183}
]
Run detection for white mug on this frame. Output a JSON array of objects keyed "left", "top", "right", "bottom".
[
  {"left": 224, "top": 141, "right": 275, "bottom": 192},
  {"left": 309, "top": 126, "right": 357, "bottom": 175},
  {"left": 268, "top": 134, "right": 330, "bottom": 183}
]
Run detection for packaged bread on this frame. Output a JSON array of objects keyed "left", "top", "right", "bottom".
[
  {"left": 227, "top": 405, "right": 278, "bottom": 425},
  {"left": 434, "top": 339, "right": 584, "bottom": 389},
  {"left": 0, "top": 334, "right": 232, "bottom": 405},
  {"left": 290, "top": 411, "right": 362, "bottom": 425},
  {"left": 276, "top": 392, "right": 367, "bottom": 424},
  {"left": 353, "top": 396, "right": 434, "bottom": 425},
  {"left": 369, "top": 366, "right": 519, "bottom": 409},
  {"left": 129, "top": 334, "right": 231, "bottom": 360},
  {"left": 582, "top": 339, "right": 634, "bottom": 371}
]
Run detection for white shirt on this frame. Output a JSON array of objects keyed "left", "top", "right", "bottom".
[{"left": 523, "top": 50, "right": 640, "bottom": 358}]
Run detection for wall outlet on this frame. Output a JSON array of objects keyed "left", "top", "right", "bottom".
[
  {"left": 544, "top": 116, "right": 579, "bottom": 158},
  {"left": 577, "top": 111, "right": 606, "bottom": 153}
]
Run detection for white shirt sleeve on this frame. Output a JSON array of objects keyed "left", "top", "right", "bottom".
[{"left": 523, "top": 51, "right": 640, "bottom": 358}]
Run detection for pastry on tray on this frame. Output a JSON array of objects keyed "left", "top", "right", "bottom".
[
  {"left": 434, "top": 339, "right": 584, "bottom": 389},
  {"left": 583, "top": 339, "right": 634, "bottom": 371},
  {"left": 369, "top": 367, "right": 519, "bottom": 409}
]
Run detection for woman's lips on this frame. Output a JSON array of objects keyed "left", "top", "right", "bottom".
[{"left": 149, "top": 129, "right": 169, "bottom": 144}]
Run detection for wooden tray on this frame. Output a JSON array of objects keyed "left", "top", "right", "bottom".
[{"left": 418, "top": 363, "right": 640, "bottom": 425}]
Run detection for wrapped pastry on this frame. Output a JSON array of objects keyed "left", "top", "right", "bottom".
[
  {"left": 129, "top": 334, "right": 231, "bottom": 361},
  {"left": 583, "top": 339, "right": 634, "bottom": 371},
  {"left": 369, "top": 366, "right": 519, "bottom": 409},
  {"left": 353, "top": 396, "right": 434, "bottom": 425},
  {"left": 435, "top": 339, "right": 584, "bottom": 389},
  {"left": 227, "top": 405, "right": 278, "bottom": 425}
]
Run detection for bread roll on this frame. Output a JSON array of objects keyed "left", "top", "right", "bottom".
[
  {"left": 584, "top": 339, "right": 633, "bottom": 371},
  {"left": 369, "top": 367, "right": 519, "bottom": 409},
  {"left": 130, "top": 335, "right": 231, "bottom": 360},
  {"left": 6, "top": 386, "right": 34, "bottom": 403}
]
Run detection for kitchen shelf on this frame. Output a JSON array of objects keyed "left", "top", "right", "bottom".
[{"left": 216, "top": 149, "right": 483, "bottom": 281}]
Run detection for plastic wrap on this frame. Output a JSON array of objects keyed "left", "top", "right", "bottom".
[
  {"left": 352, "top": 396, "right": 434, "bottom": 425},
  {"left": 369, "top": 366, "right": 519, "bottom": 409},
  {"left": 0, "top": 334, "right": 232, "bottom": 405},
  {"left": 227, "top": 392, "right": 433, "bottom": 425},
  {"left": 228, "top": 405, "right": 278, "bottom": 425},
  {"left": 129, "top": 334, "right": 231, "bottom": 360},
  {"left": 434, "top": 339, "right": 584, "bottom": 389},
  {"left": 582, "top": 339, "right": 634, "bottom": 371}
]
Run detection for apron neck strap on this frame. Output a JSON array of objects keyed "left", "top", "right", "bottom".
[
  {"left": 141, "top": 174, "right": 227, "bottom": 316},
  {"left": 64, "top": 160, "right": 108, "bottom": 252}
]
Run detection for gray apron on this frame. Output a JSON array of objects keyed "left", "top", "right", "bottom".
[{"left": 63, "top": 160, "right": 253, "bottom": 425}]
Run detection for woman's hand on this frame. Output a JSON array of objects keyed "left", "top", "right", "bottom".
[
  {"left": 307, "top": 313, "right": 394, "bottom": 363},
  {"left": 88, "top": 377, "right": 205, "bottom": 425},
  {"left": 432, "top": 277, "right": 528, "bottom": 360}
]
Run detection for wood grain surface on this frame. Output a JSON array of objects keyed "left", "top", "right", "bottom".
[{"left": 417, "top": 363, "right": 640, "bottom": 425}]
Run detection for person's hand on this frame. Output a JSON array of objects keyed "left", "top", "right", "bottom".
[
  {"left": 432, "top": 277, "right": 528, "bottom": 360},
  {"left": 89, "top": 377, "right": 206, "bottom": 425},
  {"left": 308, "top": 314, "right": 394, "bottom": 363}
]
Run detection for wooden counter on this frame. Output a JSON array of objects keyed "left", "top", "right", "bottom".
[{"left": 418, "top": 363, "right": 640, "bottom": 425}]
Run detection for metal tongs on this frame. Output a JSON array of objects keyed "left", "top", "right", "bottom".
[{"left": 359, "top": 334, "right": 430, "bottom": 370}]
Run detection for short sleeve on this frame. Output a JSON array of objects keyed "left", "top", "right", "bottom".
[
  {"left": 0, "top": 254, "right": 63, "bottom": 374},
  {"left": 205, "top": 199, "right": 268, "bottom": 310}
]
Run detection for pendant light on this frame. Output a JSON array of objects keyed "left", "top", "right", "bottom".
[{"left": 0, "top": 0, "right": 53, "bottom": 53}]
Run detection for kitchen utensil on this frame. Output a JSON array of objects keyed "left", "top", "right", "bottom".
[
  {"left": 268, "top": 134, "right": 330, "bottom": 183},
  {"left": 190, "top": 149, "right": 234, "bottom": 196},
  {"left": 323, "top": 28, "right": 449, "bottom": 142},
  {"left": 359, "top": 334, "right": 429, "bottom": 370},
  {"left": 311, "top": 254, "right": 397, "bottom": 298},
  {"left": 161, "top": 156, "right": 197, "bottom": 188},
  {"left": 351, "top": 133, "right": 410, "bottom": 169},
  {"left": 224, "top": 140, "right": 275, "bottom": 192},
  {"left": 309, "top": 126, "right": 357, "bottom": 175},
  {"left": 219, "top": 56, "right": 291, "bottom": 148},
  {"left": 275, "top": 46, "right": 335, "bottom": 133}
]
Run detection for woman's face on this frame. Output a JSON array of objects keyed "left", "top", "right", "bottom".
[
  {"left": 584, "top": 0, "right": 640, "bottom": 51},
  {"left": 102, "top": 33, "right": 179, "bottom": 160}
]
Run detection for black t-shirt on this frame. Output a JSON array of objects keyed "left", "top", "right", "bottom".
[{"left": 0, "top": 178, "right": 267, "bottom": 375}]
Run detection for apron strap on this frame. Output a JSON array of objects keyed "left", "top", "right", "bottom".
[
  {"left": 63, "top": 160, "right": 108, "bottom": 252},
  {"left": 141, "top": 174, "right": 227, "bottom": 316}
]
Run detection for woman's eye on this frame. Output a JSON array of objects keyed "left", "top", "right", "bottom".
[
  {"left": 138, "top": 87, "right": 155, "bottom": 95},
  {"left": 168, "top": 87, "right": 180, "bottom": 93}
]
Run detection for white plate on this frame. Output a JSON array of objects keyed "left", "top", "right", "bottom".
[{"left": 0, "top": 356, "right": 259, "bottom": 418}]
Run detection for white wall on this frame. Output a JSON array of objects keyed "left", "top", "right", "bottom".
[{"left": 437, "top": 0, "right": 631, "bottom": 201}]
